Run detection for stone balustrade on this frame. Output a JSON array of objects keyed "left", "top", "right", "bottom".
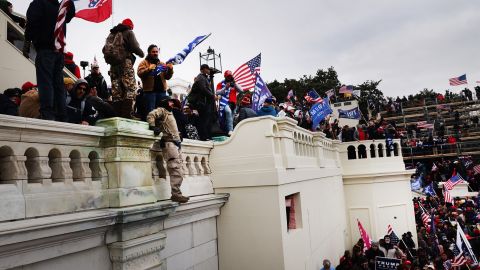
[
  {"left": 210, "top": 116, "right": 340, "bottom": 188},
  {"left": 0, "top": 115, "right": 214, "bottom": 222},
  {"left": 338, "top": 139, "right": 407, "bottom": 176}
]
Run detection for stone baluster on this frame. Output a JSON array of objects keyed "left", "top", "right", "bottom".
[
  {"left": 49, "top": 157, "right": 73, "bottom": 182},
  {"left": 202, "top": 157, "right": 211, "bottom": 174},
  {"left": 194, "top": 157, "right": 204, "bottom": 175}
]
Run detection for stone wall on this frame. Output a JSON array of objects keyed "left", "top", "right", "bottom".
[{"left": 0, "top": 115, "right": 226, "bottom": 270}]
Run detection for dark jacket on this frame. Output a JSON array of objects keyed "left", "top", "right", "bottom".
[
  {"left": 0, "top": 94, "right": 18, "bottom": 116},
  {"left": 85, "top": 73, "right": 110, "bottom": 100},
  {"left": 189, "top": 73, "right": 214, "bottom": 109},
  {"left": 257, "top": 105, "right": 277, "bottom": 117},
  {"left": 25, "top": 0, "right": 75, "bottom": 50},
  {"left": 236, "top": 106, "right": 257, "bottom": 124},
  {"left": 66, "top": 80, "right": 98, "bottom": 125},
  {"left": 172, "top": 108, "right": 187, "bottom": 141}
]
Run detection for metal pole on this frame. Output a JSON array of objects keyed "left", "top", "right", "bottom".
[{"left": 111, "top": 0, "right": 115, "bottom": 28}]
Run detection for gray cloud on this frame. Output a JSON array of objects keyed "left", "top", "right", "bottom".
[{"left": 14, "top": 0, "right": 480, "bottom": 97}]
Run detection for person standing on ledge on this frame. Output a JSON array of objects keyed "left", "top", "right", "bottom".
[
  {"left": 23, "top": 0, "right": 76, "bottom": 121},
  {"left": 147, "top": 96, "right": 189, "bottom": 203},
  {"left": 103, "top": 18, "right": 144, "bottom": 119}
]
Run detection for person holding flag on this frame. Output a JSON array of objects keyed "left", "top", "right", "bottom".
[
  {"left": 24, "top": 0, "right": 76, "bottom": 121},
  {"left": 137, "top": 44, "right": 174, "bottom": 119},
  {"left": 216, "top": 70, "right": 243, "bottom": 136}
]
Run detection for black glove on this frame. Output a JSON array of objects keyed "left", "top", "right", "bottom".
[
  {"left": 149, "top": 126, "right": 161, "bottom": 136},
  {"left": 22, "top": 40, "right": 31, "bottom": 58},
  {"left": 174, "top": 140, "right": 181, "bottom": 149}
]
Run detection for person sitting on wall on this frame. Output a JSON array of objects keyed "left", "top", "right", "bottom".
[
  {"left": 19, "top": 81, "right": 40, "bottom": 118},
  {"left": 66, "top": 79, "right": 98, "bottom": 125},
  {"left": 256, "top": 97, "right": 277, "bottom": 117},
  {"left": 236, "top": 95, "right": 257, "bottom": 126},
  {"left": 0, "top": 88, "right": 21, "bottom": 116}
]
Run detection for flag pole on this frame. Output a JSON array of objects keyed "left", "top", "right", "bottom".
[{"left": 111, "top": 0, "right": 115, "bottom": 28}]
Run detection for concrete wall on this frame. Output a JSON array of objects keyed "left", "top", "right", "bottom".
[
  {"left": 340, "top": 140, "right": 417, "bottom": 247},
  {"left": 1, "top": 195, "right": 227, "bottom": 270},
  {"left": 343, "top": 173, "right": 417, "bottom": 247},
  {"left": 211, "top": 117, "right": 347, "bottom": 270},
  {"left": 279, "top": 173, "right": 347, "bottom": 270}
]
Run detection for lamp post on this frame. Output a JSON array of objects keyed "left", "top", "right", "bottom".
[
  {"left": 199, "top": 46, "right": 222, "bottom": 90},
  {"left": 79, "top": 61, "right": 89, "bottom": 78}
]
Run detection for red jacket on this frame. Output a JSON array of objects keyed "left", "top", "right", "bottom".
[
  {"left": 358, "top": 128, "right": 366, "bottom": 140},
  {"left": 216, "top": 81, "right": 238, "bottom": 104}
]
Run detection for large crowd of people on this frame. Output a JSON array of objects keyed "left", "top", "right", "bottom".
[{"left": 321, "top": 157, "right": 480, "bottom": 270}]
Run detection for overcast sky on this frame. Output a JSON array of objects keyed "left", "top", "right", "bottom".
[{"left": 13, "top": 0, "right": 480, "bottom": 97}]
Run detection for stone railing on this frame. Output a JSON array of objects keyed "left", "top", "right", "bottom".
[
  {"left": 338, "top": 139, "right": 406, "bottom": 176},
  {"left": 0, "top": 115, "right": 214, "bottom": 222},
  {"left": 209, "top": 116, "right": 340, "bottom": 187}
]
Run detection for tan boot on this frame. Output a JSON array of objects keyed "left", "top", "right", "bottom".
[{"left": 171, "top": 194, "right": 189, "bottom": 203}]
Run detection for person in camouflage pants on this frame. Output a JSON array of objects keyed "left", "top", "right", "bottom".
[
  {"left": 110, "top": 58, "right": 137, "bottom": 101},
  {"left": 107, "top": 18, "right": 144, "bottom": 118}
]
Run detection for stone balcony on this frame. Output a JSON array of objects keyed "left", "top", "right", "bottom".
[
  {"left": 0, "top": 114, "right": 215, "bottom": 222},
  {"left": 338, "top": 139, "right": 407, "bottom": 176}
]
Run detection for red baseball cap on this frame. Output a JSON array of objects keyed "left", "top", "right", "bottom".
[{"left": 21, "top": 81, "right": 37, "bottom": 93}]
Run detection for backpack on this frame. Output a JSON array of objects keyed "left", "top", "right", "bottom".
[{"left": 102, "top": 31, "right": 127, "bottom": 65}]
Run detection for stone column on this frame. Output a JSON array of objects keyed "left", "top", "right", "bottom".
[
  {"left": 313, "top": 132, "right": 326, "bottom": 168},
  {"left": 276, "top": 118, "right": 299, "bottom": 169},
  {"left": 96, "top": 118, "right": 157, "bottom": 207}
]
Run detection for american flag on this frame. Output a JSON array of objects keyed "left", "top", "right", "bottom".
[
  {"left": 232, "top": 54, "right": 261, "bottom": 90},
  {"left": 473, "top": 164, "right": 480, "bottom": 175},
  {"left": 444, "top": 186, "right": 453, "bottom": 204},
  {"left": 449, "top": 74, "right": 468, "bottom": 86},
  {"left": 420, "top": 206, "right": 431, "bottom": 231},
  {"left": 417, "top": 121, "right": 434, "bottom": 129},
  {"left": 387, "top": 225, "right": 400, "bottom": 246},
  {"left": 452, "top": 235, "right": 467, "bottom": 267},
  {"left": 456, "top": 223, "right": 478, "bottom": 264},
  {"left": 339, "top": 85, "right": 353, "bottom": 94},
  {"left": 444, "top": 174, "right": 464, "bottom": 190},
  {"left": 305, "top": 90, "right": 323, "bottom": 104}
]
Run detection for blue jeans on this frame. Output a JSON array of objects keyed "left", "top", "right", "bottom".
[
  {"left": 224, "top": 105, "right": 233, "bottom": 132},
  {"left": 35, "top": 49, "right": 66, "bottom": 121},
  {"left": 143, "top": 91, "right": 168, "bottom": 115}
]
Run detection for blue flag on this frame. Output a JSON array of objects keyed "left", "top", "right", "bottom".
[
  {"left": 166, "top": 33, "right": 211, "bottom": 65},
  {"left": 218, "top": 81, "right": 231, "bottom": 118},
  {"left": 151, "top": 65, "right": 167, "bottom": 76},
  {"left": 338, "top": 107, "right": 361, "bottom": 120},
  {"left": 411, "top": 175, "right": 422, "bottom": 191},
  {"left": 424, "top": 183, "right": 436, "bottom": 196},
  {"left": 310, "top": 97, "right": 332, "bottom": 130},
  {"left": 251, "top": 74, "right": 272, "bottom": 113}
]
